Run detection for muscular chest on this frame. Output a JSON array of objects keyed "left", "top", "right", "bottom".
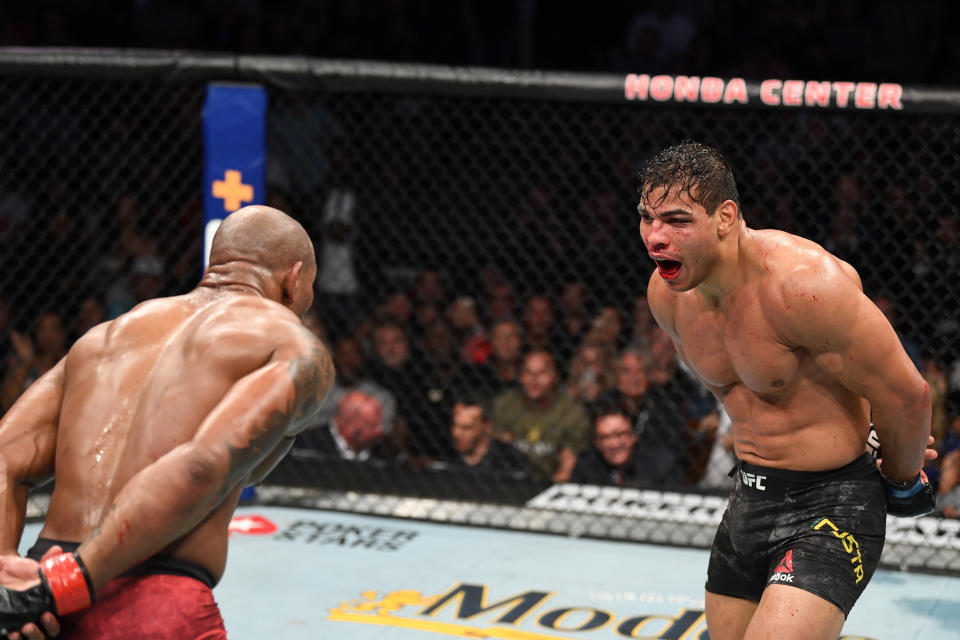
[{"left": 673, "top": 297, "right": 800, "bottom": 394}]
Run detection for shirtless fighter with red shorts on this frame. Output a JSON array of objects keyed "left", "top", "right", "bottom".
[
  {"left": 636, "top": 142, "right": 935, "bottom": 640},
  {"left": 0, "top": 205, "right": 334, "bottom": 638}
]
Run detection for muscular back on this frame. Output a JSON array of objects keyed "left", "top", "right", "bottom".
[
  {"left": 40, "top": 290, "right": 323, "bottom": 580},
  {"left": 648, "top": 229, "right": 913, "bottom": 471}
]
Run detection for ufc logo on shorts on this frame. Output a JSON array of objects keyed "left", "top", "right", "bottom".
[{"left": 740, "top": 470, "right": 767, "bottom": 490}]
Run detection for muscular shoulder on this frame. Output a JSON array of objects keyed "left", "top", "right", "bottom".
[
  {"left": 199, "top": 296, "right": 303, "bottom": 336},
  {"left": 66, "top": 296, "right": 194, "bottom": 365},
  {"left": 752, "top": 231, "right": 864, "bottom": 343},
  {"left": 201, "top": 297, "right": 335, "bottom": 418},
  {"left": 191, "top": 297, "right": 323, "bottom": 375}
]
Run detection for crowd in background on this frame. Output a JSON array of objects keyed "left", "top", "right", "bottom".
[
  {"left": 3, "top": 257, "right": 959, "bottom": 516},
  {"left": 0, "top": 119, "right": 958, "bottom": 517},
  {"left": 296, "top": 267, "right": 724, "bottom": 486},
  {"left": 1, "top": 1, "right": 960, "bottom": 517},
  {"left": 0, "top": 94, "right": 959, "bottom": 515}
]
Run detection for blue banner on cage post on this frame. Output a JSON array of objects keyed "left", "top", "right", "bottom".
[{"left": 202, "top": 83, "right": 267, "bottom": 270}]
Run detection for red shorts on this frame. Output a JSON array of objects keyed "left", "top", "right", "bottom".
[{"left": 60, "top": 574, "right": 227, "bottom": 639}]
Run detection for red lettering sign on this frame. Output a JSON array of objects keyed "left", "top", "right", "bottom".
[
  {"left": 674, "top": 76, "right": 700, "bottom": 102},
  {"left": 855, "top": 82, "right": 877, "bottom": 109},
  {"left": 782, "top": 80, "right": 804, "bottom": 106},
  {"left": 700, "top": 77, "right": 724, "bottom": 103},
  {"left": 833, "top": 81, "right": 856, "bottom": 108},
  {"left": 724, "top": 78, "right": 748, "bottom": 104},
  {"left": 624, "top": 74, "right": 650, "bottom": 100},
  {"left": 650, "top": 75, "right": 674, "bottom": 101},
  {"left": 877, "top": 83, "right": 904, "bottom": 109},
  {"left": 760, "top": 80, "right": 780, "bottom": 106},
  {"left": 804, "top": 81, "right": 831, "bottom": 107}
]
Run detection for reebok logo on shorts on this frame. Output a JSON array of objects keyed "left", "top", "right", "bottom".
[
  {"left": 775, "top": 550, "right": 793, "bottom": 573},
  {"left": 769, "top": 550, "right": 795, "bottom": 583}
]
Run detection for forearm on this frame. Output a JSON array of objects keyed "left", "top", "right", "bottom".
[
  {"left": 76, "top": 443, "right": 237, "bottom": 590},
  {"left": 0, "top": 465, "right": 28, "bottom": 555},
  {"left": 0, "top": 361, "right": 63, "bottom": 554},
  {"left": 872, "top": 384, "right": 931, "bottom": 481}
]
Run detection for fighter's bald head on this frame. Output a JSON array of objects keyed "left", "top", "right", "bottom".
[{"left": 209, "top": 205, "right": 316, "bottom": 275}]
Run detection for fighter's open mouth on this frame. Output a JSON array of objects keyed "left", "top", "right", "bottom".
[{"left": 656, "top": 259, "right": 682, "bottom": 278}]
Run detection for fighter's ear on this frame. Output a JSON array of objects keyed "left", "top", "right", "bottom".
[
  {"left": 715, "top": 199, "right": 739, "bottom": 237},
  {"left": 282, "top": 260, "right": 304, "bottom": 303}
]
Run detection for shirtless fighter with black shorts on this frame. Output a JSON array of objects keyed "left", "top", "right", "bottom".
[
  {"left": 636, "top": 142, "right": 935, "bottom": 640},
  {"left": 0, "top": 205, "right": 334, "bottom": 639}
]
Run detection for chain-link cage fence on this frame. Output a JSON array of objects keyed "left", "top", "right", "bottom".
[{"left": 1, "top": 52, "right": 958, "bottom": 574}]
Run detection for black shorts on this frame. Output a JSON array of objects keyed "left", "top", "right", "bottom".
[{"left": 705, "top": 453, "right": 885, "bottom": 617}]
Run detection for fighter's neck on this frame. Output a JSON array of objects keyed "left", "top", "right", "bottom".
[
  {"left": 197, "top": 265, "right": 270, "bottom": 299},
  {"left": 695, "top": 224, "right": 752, "bottom": 308},
  {"left": 198, "top": 260, "right": 270, "bottom": 298}
]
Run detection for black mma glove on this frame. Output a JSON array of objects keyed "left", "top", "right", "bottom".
[
  {"left": 0, "top": 580, "right": 55, "bottom": 638},
  {"left": 882, "top": 472, "right": 936, "bottom": 518},
  {"left": 868, "top": 425, "right": 936, "bottom": 517},
  {"left": 0, "top": 552, "right": 95, "bottom": 638}
]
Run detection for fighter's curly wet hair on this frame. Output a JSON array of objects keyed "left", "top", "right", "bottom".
[{"left": 636, "top": 140, "right": 741, "bottom": 218}]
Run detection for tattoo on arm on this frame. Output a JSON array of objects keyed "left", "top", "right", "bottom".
[
  {"left": 288, "top": 336, "right": 335, "bottom": 425},
  {"left": 228, "top": 335, "right": 334, "bottom": 472}
]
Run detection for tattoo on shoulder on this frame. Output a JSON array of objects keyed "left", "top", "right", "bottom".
[
  {"left": 287, "top": 335, "right": 334, "bottom": 424},
  {"left": 227, "top": 336, "right": 333, "bottom": 475}
]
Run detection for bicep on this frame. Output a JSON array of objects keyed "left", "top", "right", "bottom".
[
  {"left": 0, "top": 359, "right": 65, "bottom": 484},
  {"left": 187, "top": 340, "right": 333, "bottom": 491},
  {"left": 192, "top": 361, "right": 298, "bottom": 477},
  {"left": 814, "top": 318, "right": 915, "bottom": 402},
  {"left": 784, "top": 276, "right": 921, "bottom": 403}
]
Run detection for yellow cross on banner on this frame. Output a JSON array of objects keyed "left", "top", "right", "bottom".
[{"left": 212, "top": 169, "right": 254, "bottom": 212}]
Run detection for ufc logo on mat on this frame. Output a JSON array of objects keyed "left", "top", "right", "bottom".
[{"left": 740, "top": 470, "right": 767, "bottom": 490}]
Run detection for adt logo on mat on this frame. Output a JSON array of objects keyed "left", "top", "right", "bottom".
[{"left": 229, "top": 515, "right": 278, "bottom": 536}]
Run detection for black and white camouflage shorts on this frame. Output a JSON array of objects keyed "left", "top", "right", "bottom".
[{"left": 705, "top": 453, "right": 886, "bottom": 617}]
